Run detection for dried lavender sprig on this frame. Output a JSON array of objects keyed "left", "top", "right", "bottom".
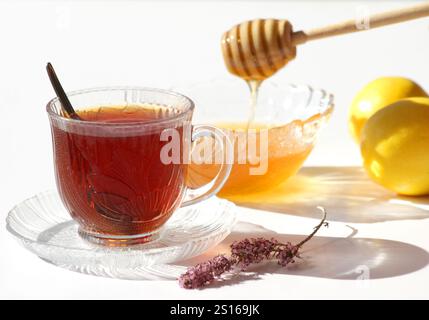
[
  {"left": 178, "top": 254, "right": 233, "bottom": 289},
  {"left": 178, "top": 207, "right": 328, "bottom": 289}
]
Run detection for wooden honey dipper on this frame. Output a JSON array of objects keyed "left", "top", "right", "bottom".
[{"left": 221, "top": 2, "right": 429, "bottom": 81}]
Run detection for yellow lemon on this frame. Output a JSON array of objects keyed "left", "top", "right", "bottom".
[
  {"left": 349, "top": 77, "right": 427, "bottom": 143},
  {"left": 361, "top": 97, "right": 429, "bottom": 196}
]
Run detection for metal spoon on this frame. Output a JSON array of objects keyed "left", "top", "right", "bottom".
[{"left": 46, "top": 62, "right": 80, "bottom": 120}]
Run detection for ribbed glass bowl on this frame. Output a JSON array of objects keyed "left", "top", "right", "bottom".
[{"left": 177, "top": 78, "right": 334, "bottom": 198}]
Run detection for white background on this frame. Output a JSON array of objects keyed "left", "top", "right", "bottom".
[{"left": 0, "top": 0, "right": 428, "bottom": 299}]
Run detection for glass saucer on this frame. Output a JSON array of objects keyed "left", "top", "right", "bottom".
[{"left": 6, "top": 190, "right": 237, "bottom": 278}]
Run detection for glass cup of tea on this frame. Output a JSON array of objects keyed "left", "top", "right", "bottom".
[{"left": 47, "top": 87, "right": 233, "bottom": 246}]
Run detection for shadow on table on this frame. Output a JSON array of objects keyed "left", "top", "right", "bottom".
[
  {"left": 228, "top": 167, "right": 429, "bottom": 224},
  {"left": 179, "top": 221, "right": 429, "bottom": 283}
]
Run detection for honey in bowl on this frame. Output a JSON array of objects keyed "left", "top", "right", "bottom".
[{"left": 186, "top": 115, "right": 322, "bottom": 199}]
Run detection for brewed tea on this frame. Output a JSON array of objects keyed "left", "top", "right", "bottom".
[{"left": 52, "top": 105, "right": 186, "bottom": 237}]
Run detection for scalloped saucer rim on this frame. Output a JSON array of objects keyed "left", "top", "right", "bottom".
[{"left": 6, "top": 190, "right": 237, "bottom": 277}]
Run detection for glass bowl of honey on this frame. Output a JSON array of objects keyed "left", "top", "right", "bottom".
[{"left": 178, "top": 78, "right": 334, "bottom": 200}]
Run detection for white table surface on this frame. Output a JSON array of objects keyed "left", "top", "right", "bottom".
[{"left": 1, "top": 0, "right": 429, "bottom": 299}]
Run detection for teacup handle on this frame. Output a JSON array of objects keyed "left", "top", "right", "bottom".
[{"left": 181, "top": 125, "right": 233, "bottom": 207}]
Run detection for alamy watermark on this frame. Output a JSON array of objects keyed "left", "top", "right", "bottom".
[
  {"left": 159, "top": 122, "right": 269, "bottom": 175},
  {"left": 355, "top": 5, "right": 371, "bottom": 30},
  {"left": 355, "top": 265, "right": 370, "bottom": 288}
]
